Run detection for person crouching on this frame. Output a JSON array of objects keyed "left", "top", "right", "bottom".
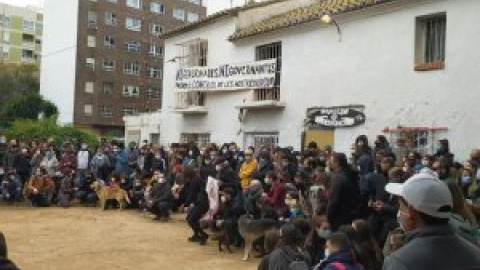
[{"left": 146, "top": 170, "right": 173, "bottom": 221}]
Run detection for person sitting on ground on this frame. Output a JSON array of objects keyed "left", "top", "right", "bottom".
[
  {"left": 383, "top": 170, "right": 480, "bottom": 270},
  {"left": 1, "top": 171, "right": 21, "bottom": 204},
  {"left": 313, "top": 232, "right": 365, "bottom": 270},
  {"left": 263, "top": 172, "right": 288, "bottom": 218},
  {"left": 58, "top": 169, "right": 75, "bottom": 208},
  {"left": 75, "top": 170, "right": 97, "bottom": 205},
  {"left": 129, "top": 170, "right": 145, "bottom": 209},
  {"left": 285, "top": 191, "right": 303, "bottom": 220},
  {"left": 146, "top": 172, "right": 173, "bottom": 221},
  {"left": 26, "top": 167, "right": 55, "bottom": 207}
]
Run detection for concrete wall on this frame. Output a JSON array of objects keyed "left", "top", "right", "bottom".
[
  {"left": 39, "top": 0, "right": 79, "bottom": 124},
  {"left": 150, "top": 0, "right": 480, "bottom": 160}
]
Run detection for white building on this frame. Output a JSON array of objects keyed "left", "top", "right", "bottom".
[{"left": 125, "top": 0, "right": 480, "bottom": 161}]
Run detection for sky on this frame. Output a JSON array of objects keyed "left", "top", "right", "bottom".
[
  {"left": 0, "top": 0, "right": 43, "bottom": 7},
  {"left": 0, "top": 0, "right": 245, "bottom": 14}
]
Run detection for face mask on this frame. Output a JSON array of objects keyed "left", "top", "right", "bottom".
[
  {"left": 215, "top": 165, "right": 222, "bottom": 171},
  {"left": 265, "top": 178, "right": 272, "bottom": 185},
  {"left": 357, "top": 141, "right": 364, "bottom": 147},
  {"left": 200, "top": 150, "right": 204, "bottom": 156},
  {"left": 325, "top": 167, "right": 331, "bottom": 174},
  {"left": 324, "top": 249, "right": 330, "bottom": 258},
  {"left": 421, "top": 160, "right": 429, "bottom": 166},
  {"left": 22, "top": 149, "right": 28, "bottom": 154},
  {"left": 220, "top": 195, "right": 226, "bottom": 203},
  {"left": 36, "top": 172, "right": 42, "bottom": 176},
  {"left": 135, "top": 181, "right": 141, "bottom": 186},
  {"left": 222, "top": 149, "right": 228, "bottom": 154},
  {"left": 316, "top": 228, "right": 331, "bottom": 239},
  {"left": 282, "top": 161, "right": 289, "bottom": 167},
  {"left": 461, "top": 176, "right": 472, "bottom": 185},
  {"left": 158, "top": 177, "right": 166, "bottom": 184},
  {"left": 9, "top": 175, "right": 15, "bottom": 180},
  {"left": 205, "top": 160, "right": 211, "bottom": 165},
  {"left": 121, "top": 179, "right": 126, "bottom": 184},
  {"left": 188, "top": 151, "right": 193, "bottom": 156},
  {"left": 81, "top": 145, "right": 87, "bottom": 150},
  {"left": 238, "top": 157, "right": 245, "bottom": 162},
  {"left": 0, "top": 138, "right": 5, "bottom": 144}
]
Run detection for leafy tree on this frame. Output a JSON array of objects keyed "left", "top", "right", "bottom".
[{"left": 2, "top": 93, "right": 58, "bottom": 121}]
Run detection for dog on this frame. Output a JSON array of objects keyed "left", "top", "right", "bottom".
[
  {"left": 238, "top": 214, "right": 277, "bottom": 261},
  {"left": 216, "top": 219, "right": 238, "bottom": 254},
  {"left": 90, "top": 181, "right": 131, "bottom": 210}
]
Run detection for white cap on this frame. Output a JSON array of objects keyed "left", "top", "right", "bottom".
[{"left": 385, "top": 169, "right": 452, "bottom": 219}]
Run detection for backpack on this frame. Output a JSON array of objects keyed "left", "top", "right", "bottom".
[{"left": 281, "top": 248, "right": 310, "bottom": 270}]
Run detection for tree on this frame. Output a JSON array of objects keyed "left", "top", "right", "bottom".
[{"left": 2, "top": 93, "right": 58, "bottom": 121}]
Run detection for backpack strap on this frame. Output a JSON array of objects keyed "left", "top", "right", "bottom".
[{"left": 329, "top": 262, "right": 347, "bottom": 270}]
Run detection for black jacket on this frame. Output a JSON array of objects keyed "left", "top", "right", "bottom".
[
  {"left": 12, "top": 154, "right": 30, "bottom": 175},
  {"left": 327, "top": 169, "right": 361, "bottom": 231},
  {"left": 150, "top": 182, "right": 173, "bottom": 204},
  {"left": 185, "top": 177, "right": 208, "bottom": 208}
]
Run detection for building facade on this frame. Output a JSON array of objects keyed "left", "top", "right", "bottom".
[
  {"left": 40, "top": 0, "right": 205, "bottom": 136},
  {"left": 125, "top": 0, "right": 480, "bottom": 161},
  {"left": 0, "top": 3, "right": 43, "bottom": 65}
]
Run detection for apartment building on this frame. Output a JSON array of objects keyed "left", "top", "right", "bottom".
[
  {"left": 40, "top": 0, "right": 205, "bottom": 136},
  {"left": 0, "top": 3, "right": 43, "bottom": 65}
]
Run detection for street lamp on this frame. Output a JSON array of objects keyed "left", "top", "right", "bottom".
[{"left": 321, "top": 14, "right": 342, "bottom": 42}]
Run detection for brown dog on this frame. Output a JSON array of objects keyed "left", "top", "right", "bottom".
[
  {"left": 90, "top": 181, "right": 131, "bottom": 210},
  {"left": 238, "top": 215, "right": 277, "bottom": 261}
]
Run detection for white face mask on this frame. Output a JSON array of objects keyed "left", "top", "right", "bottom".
[
  {"left": 421, "top": 160, "right": 429, "bottom": 166},
  {"left": 316, "top": 228, "right": 331, "bottom": 239},
  {"left": 265, "top": 178, "right": 272, "bottom": 185},
  {"left": 158, "top": 177, "right": 166, "bottom": 184},
  {"left": 324, "top": 249, "right": 330, "bottom": 258},
  {"left": 215, "top": 165, "right": 222, "bottom": 171},
  {"left": 220, "top": 195, "right": 226, "bottom": 203}
]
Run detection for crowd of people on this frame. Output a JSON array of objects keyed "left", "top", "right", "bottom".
[{"left": 1, "top": 134, "right": 480, "bottom": 270}]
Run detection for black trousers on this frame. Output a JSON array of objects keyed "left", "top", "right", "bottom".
[
  {"left": 150, "top": 201, "right": 171, "bottom": 218},
  {"left": 187, "top": 205, "right": 208, "bottom": 236}
]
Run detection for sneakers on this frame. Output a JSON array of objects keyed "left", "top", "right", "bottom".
[
  {"left": 198, "top": 233, "right": 209, "bottom": 246},
  {"left": 188, "top": 234, "right": 200, "bottom": 242}
]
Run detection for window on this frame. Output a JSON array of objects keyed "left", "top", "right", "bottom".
[
  {"left": 180, "top": 39, "right": 207, "bottom": 66},
  {"left": 35, "top": 22, "right": 43, "bottom": 31},
  {"left": 175, "top": 92, "right": 205, "bottom": 108},
  {"left": 244, "top": 132, "right": 279, "bottom": 151},
  {"left": 150, "top": 2, "right": 165, "bottom": 13},
  {"left": 2, "top": 45, "right": 9, "bottom": 59},
  {"left": 123, "top": 61, "right": 140, "bottom": 75},
  {"left": 121, "top": 107, "right": 138, "bottom": 116},
  {"left": 104, "top": 12, "right": 117, "bottom": 26},
  {"left": 85, "top": 82, "right": 94, "bottom": 93},
  {"left": 126, "top": 0, "right": 142, "bottom": 9},
  {"left": 186, "top": 12, "right": 199, "bottom": 23},
  {"left": 383, "top": 127, "right": 448, "bottom": 155},
  {"left": 104, "top": 35, "right": 115, "bottom": 48},
  {"left": 84, "top": 104, "right": 93, "bottom": 116},
  {"left": 254, "top": 42, "right": 282, "bottom": 101},
  {"left": 415, "top": 13, "right": 446, "bottom": 70},
  {"left": 3, "top": 32, "right": 9, "bottom": 43},
  {"left": 22, "top": 49, "right": 34, "bottom": 60},
  {"left": 3, "top": 17, "right": 10, "bottom": 28},
  {"left": 88, "top": 11, "right": 98, "bottom": 29},
  {"left": 173, "top": 9, "right": 185, "bottom": 21},
  {"left": 86, "top": 58, "right": 95, "bottom": 70},
  {"left": 125, "top": 41, "right": 141, "bottom": 53},
  {"left": 149, "top": 67, "right": 162, "bottom": 79},
  {"left": 149, "top": 45, "right": 163, "bottom": 57},
  {"left": 189, "top": 0, "right": 201, "bottom": 5},
  {"left": 150, "top": 24, "right": 164, "bottom": 36},
  {"left": 101, "top": 106, "right": 112, "bottom": 117},
  {"left": 103, "top": 58, "right": 115, "bottom": 71},
  {"left": 123, "top": 85, "right": 140, "bottom": 97},
  {"left": 126, "top": 17, "right": 141, "bottom": 31},
  {"left": 103, "top": 82, "right": 114, "bottom": 94},
  {"left": 87, "top": 35, "right": 96, "bottom": 47},
  {"left": 147, "top": 88, "right": 162, "bottom": 99},
  {"left": 22, "top": 33, "right": 35, "bottom": 43},
  {"left": 23, "top": 20, "right": 35, "bottom": 31},
  {"left": 180, "top": 133, "right": 210, "bottom": 146},
  {"left": 106, "top": 0, "right": 117, "bottom": 3}
]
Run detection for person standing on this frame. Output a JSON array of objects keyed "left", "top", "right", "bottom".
[
  {"left": 239, "top": 149, "right": 257, "bottom": 191},
  {"left": 383, "top": 170, "right": 480, "bottom": 270},
  {"left": 76, "top": 143, "right": 91, "bottom": 187},
  {"left": 327, "top": 153, "right": 361, "bottom": 231}
]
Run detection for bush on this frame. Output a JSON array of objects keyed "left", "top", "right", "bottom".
[{"left": 4, "top": 116, "right": 98, "bottom": 148}]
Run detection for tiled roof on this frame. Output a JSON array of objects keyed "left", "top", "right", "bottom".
[
  {"left": 161, "top": 0, "right": 290, "bottom": 39},
  {"left": 229, "top": 0, "right": 398, "bottom": 41}
]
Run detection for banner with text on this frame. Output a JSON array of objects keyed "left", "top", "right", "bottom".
[{"left": 175, "top": 59, "right": 277, "bottom": 92}]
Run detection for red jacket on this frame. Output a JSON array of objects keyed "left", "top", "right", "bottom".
[{"left": 266, "top": 183, "right": 288, "bottom": 215}]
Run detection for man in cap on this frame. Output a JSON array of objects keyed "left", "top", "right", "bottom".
[{"left": 382, "top": 169, "right": 480, "bottom": 270}]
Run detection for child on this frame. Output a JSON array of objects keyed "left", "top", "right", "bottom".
[
  {"left": 314, "top": 232, "right": 364, "bottom": 270},
  {"left": 244, "top": 179, "right": 263, "bottom": 217}
]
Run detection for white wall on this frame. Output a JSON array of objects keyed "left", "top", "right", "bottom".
[
  {"left": 123, "top": 112, "right": 162, "bottom": 144},
  {"left": 158, "top": 0, "right": 480, "bottom": 160},
  {"left": 39, "top": 0, "right": 78, "bottom": 125}
]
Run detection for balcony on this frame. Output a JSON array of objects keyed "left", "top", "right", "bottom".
[
  {"left": 173, "top": 92, "right": 208, "bottom": 115},
  {"left": 236, "top": 88, "right": 285, "bottom": 110}
]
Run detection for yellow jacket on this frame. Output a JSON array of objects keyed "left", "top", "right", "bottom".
[{"left": 239, "top": 159, "right": 257, "bottom": 189}]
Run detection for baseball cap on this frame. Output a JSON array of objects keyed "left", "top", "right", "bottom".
[{"left": 385, "top": 169, "right": 452, "bottom": 219}]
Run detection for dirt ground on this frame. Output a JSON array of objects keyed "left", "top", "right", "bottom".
[{"left": 0, "top": 206, "right": 259, "bottom": 270}]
